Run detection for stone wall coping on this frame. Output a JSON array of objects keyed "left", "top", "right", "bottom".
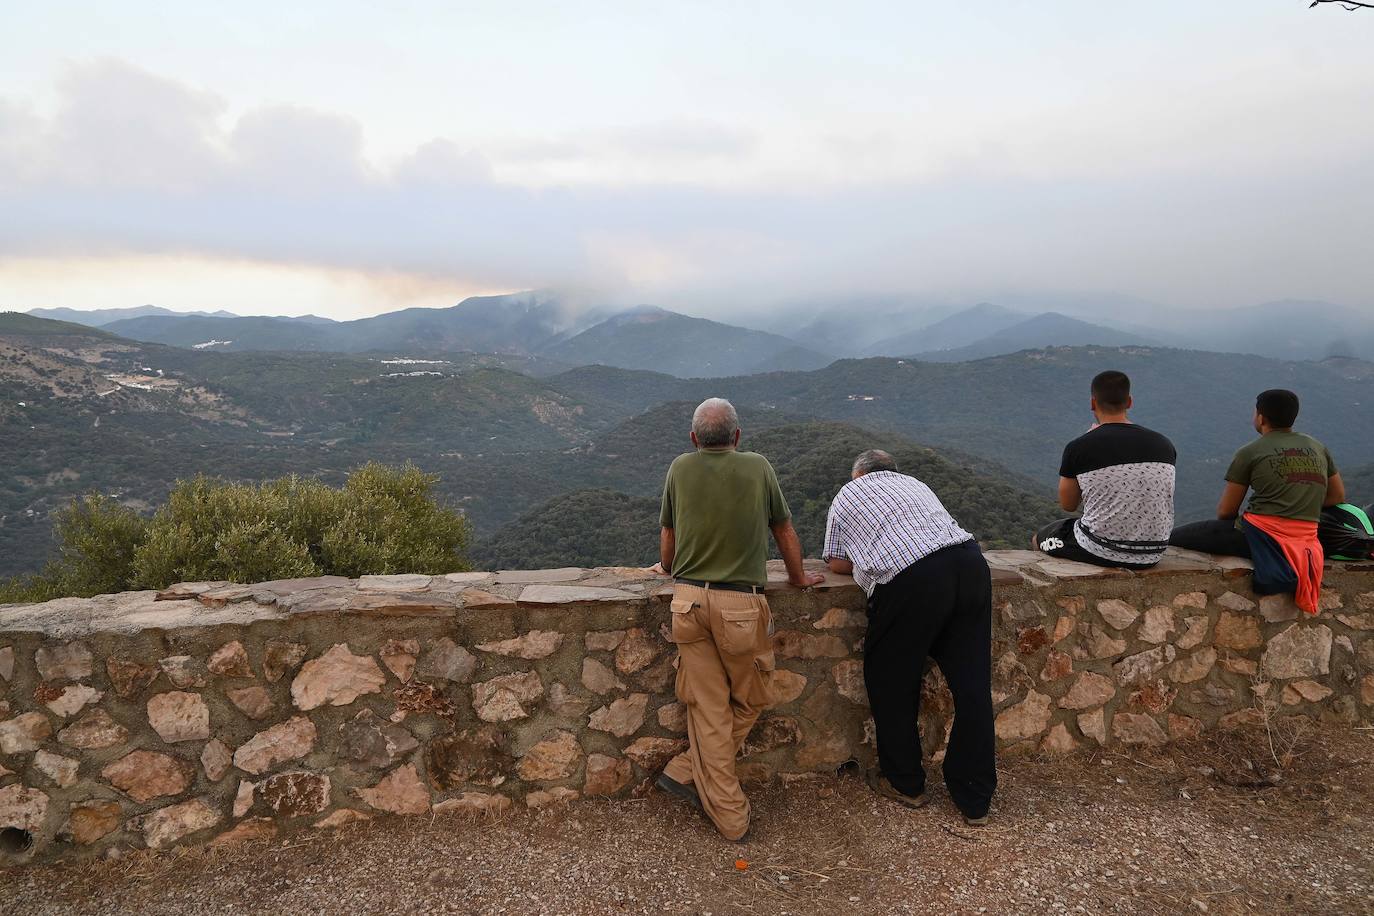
[{"left": 1, "top": 547, "right": 1370, "bottom": 638}]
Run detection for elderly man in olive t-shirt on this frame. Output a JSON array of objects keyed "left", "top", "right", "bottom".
[{"left": 654, "top": 397, "right": 823, "bottom": 842}]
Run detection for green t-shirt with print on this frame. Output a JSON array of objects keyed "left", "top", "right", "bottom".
[
  {"left": 660, "top": 448, "right": 790, "bottom": 587},
  {"left": 1225, "top": 430, "right": 1337, "bottom": 523}
]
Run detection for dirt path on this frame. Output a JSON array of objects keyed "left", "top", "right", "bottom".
[{"left": 5, "top": 726, "right": 1372, "bottom": 915}]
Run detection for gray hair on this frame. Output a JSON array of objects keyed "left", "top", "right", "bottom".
[
  {"left": 852, "top": 449, "right": 898, "bottom": 476},
  {"left": 692, "top": 397, "right": 740, "bottom": 447}
]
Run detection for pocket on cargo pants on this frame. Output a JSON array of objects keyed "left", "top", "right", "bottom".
[{"left": 718, "top": 605, "right": 761, "bottom": 656}]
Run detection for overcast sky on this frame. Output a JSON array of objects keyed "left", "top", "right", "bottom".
[{"left": 1, "top": 1, "right": 1371, "bottom": 320}]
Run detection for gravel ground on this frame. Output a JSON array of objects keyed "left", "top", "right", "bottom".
[{"left": 4, "top": 725, "right": 1372, "bottom": 916}]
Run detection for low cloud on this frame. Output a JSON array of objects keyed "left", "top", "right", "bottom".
[{"left": 2, "top": 59, "right": 1373, "bottom": 315}]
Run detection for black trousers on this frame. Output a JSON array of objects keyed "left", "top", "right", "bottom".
[
  {"left": 1169, "top": 519, "right": 1251, "bottom": 558},
  {"left": 1034, "top": 518, "right": 1156, "bottom": 570},
  {"left": 864, "top": 540, "right": 997, "bottom": 818}
]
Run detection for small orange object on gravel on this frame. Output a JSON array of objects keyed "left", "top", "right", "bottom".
[{"left": 734, "top": 859, "right": 749, "bottom": 871}]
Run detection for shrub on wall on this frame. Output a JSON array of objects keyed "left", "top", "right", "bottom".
[{"left": 0, "top": 463, "right": 471, "bottom": 603}]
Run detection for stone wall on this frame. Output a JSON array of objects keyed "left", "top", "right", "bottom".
[{"left": 1, "top": 549, "right": 1371, "bottom": 864}]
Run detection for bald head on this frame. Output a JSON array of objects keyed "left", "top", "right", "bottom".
[{"left": 692, "top": 397, "right": 740, "bottom": 448}]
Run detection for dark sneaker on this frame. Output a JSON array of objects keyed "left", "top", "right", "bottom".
[
  {"left": 866, "top": 770, "right": 928, "bottom": 809},
  {"left": 656, "top": 772, "right": 702, "bottom": 808}
]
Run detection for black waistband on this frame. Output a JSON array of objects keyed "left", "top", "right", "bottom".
[
  {"left": 674, "top": 577, "right": 764, "bottom": 594},
  {"left": 1077, "top": 522, "right": 1169, "bottom": 555}
]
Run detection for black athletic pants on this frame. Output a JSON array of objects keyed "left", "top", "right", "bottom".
[
  {"left": 1034, "top": 518, "right": 1155, "bottom": 571},
  {"left": 1168, "top": 519, "right": 1251, "bottom": 558},
  {"left": 864, "top": 539, "right": 997, "bottom": 818}
]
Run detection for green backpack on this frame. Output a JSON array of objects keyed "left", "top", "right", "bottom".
[{"left": 1319, "top": 503, "right": 1374, "bottom": 561}]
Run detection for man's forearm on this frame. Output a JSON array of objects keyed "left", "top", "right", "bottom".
[
  {"left": 772, "top": 521, "right": 808, "bottom": 583},
  {"left": 659, "top": 527, "right": 675, "bottom": 573}
]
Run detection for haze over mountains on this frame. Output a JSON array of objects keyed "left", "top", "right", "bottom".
[
  {"left": 34, "top": 292, "right": 1374, "bottom": 372},
  {"left": 3, "top": 308, "right": 1372, "bottom": 581}
]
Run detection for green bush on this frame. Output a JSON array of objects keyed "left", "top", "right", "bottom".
[{"left": 0, "top": 463, "right": 471, "bottom": 604}]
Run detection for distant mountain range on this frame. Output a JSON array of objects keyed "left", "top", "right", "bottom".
[{"left": 28, "top": 293, "right": 1372, "bottom": 373}]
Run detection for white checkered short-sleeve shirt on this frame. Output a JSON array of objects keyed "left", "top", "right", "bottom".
[{"left": 822, "top": 471, "right": 973, "bottom": 595}]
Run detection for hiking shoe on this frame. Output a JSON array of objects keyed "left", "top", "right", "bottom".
[
  {"left": 866, "top": 770, "right": 928, "bottom": 809},
  {"left": 962, "top": 813, "right": 990, "bottom": 827},
  {"left": 656, "top": 772, "right": 702, "bottom": 808}
]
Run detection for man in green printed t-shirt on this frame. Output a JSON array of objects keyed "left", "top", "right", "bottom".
[
  {"left": 1170, "top": 389, "right": 1344, "bottom": 612},
  {"left": 653, "top": 397, "right": 823, "bottom": 842}
]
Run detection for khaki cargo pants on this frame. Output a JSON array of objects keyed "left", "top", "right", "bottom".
[{"left": 661, "top": 582, "right": 776, "bottom": 840}]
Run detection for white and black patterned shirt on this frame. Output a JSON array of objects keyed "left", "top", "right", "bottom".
[
  {"left": 1059, "top": 422, "right": 1176, "bottom": 565},
  {"left": 822, "top": 471, "right": 974, "bottom": 595}
]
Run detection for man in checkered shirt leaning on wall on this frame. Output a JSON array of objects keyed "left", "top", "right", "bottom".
[{"left": 823, "top": 449, "right": 997, "bottom": 826}]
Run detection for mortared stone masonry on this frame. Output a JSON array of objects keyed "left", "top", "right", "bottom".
[{"left": 1, "top": 548, "right": 1372, "bottom": 863}]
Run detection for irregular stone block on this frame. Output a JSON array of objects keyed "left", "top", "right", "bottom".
[
  {"left": 1096, "top": 599, "right": 1139, "bottom": 631},
  {"left": 1336, "top": 614, "right": 1374, "bottom": 631},
  {"left": 147, "top": 691, "right": 210, "bottom": 742},
  {"left": 476, "top": 630, "right": 564, "bottom": 660},
  {"left": 518, "top": 730, "right": 583, "bottom": 781},
  {"left": 418, "top": 637, "right": 478, "bottom": 683},
  {"left": 432, "top": 793, "right": 512, "bottom": 818},
  {"left": 1168, "top": 648, "right": 1217, "bottom": 684},
  {"left": 1187, "top": 684, "right": 1235, "bottom": 708},
  {"left": 380, "top": 639, "right": 420, "bottom": 682},
  {"left": 831, "top": 659, "right": 868, "bottom": 705},
  {"left": 1362, "top": 674, "right": 1374, "bottom": 706},
  {"left": 1128, "top": 681, "right": 1175, "bottom": 714},
  {"left": 201, "top": 738, "right": 232, "bottom": 781},
  {"left": 1219, "top": 708, "right": 1264, "bottom": 729},
  {"left": 210, "top": 817, "right": 278, "bottom": 846},
  {"left": 58, "top": 709, "right": 129, "bottom": 749},
  {"left": 994, "top": 690, "right": 1052, "bottom": 741},
  {"left": 359, "top": 573, "right": 433, "bottom": 591},
  {"left": 1074, "top": 623, "right": 1126, "bottom": 660},
  {"left": 339, "top": 709, "right": 419, "bottom": 769},
  {"left": 34, "top": 749, "right": 79, "bottom": 787},
  {"left": 770, "top": 669, "right": 808, "bottom": 704},
  {"left": 425, "top": 726, "right": 506, "bottom": 789},
  {"left": 158, "top": 656, "right": 208, "bottom": 689},
  {"left": 772, "top": 631, "right": 848, "bottom": 659},
  {"left": 0, "top": 784, "right": 49, "bottom": 832},
  {"left": 1167, "top": 714, "right": 1202, "bottom": 740},
  {"left": 1051, "top": 616, "right": 1075, "bottom": 643},
  {"left": 742, "top": 716, "right": 802, "bottom": 756},
  {"left": 314, "top": 809, "right": 373, "bottom": 829},
  {"left": 0, "top": 645, "right": 13, "bottom": 682},
  {"left": 290, "top": 643, "right": 386, "bottom": 710},
  {"left": 615, "top": 628, "right": 659, "bottom": 674},
  {"left": 518, "top": 584, "right": 637, "bottom": 604},
  {"left": 227, "top": 685, "right": 275, "bottom": 720},
  {"left": 1281, "top": 679, "right": 1333, "bottom": 706},
  {"left": 106, "top": 657, "right": 160, "bottom": 698},
  {"left": 233, "top": 716, "right": 317, "bottom": 775},
  {"left": 1261, "top": 624, "right": 1332, "bottom": 680},
  {"left": 1216, "top": 591, "right": 1256, "bottom": 613},
  {"left": 44, "top": 683, "right": 103, "bottom": 718},
  {"left": 0, "top": 711, "right": 53, "bottom": 753},
  {"left": 63, "top": 801, "right": 121, "bottom": 845},
  {"left": 260, "top": 771, "right": 332, "bottom": 816},
  {"left": 1059, "top": 672, "right": 1115, "bottom": 709},
  {"left": 814, "top": 607, "right": 866, "bottom": 629},
  {"left": 1041, "top": 723, "right": 1077, "bottom": 756},
  {"left": 657, "top": 701, "right": 687, "bottom": 733},
  {"left": 134, "top": 798, "right": 221, "bottom": 849},
  {"left": 1218, "top": 651, "right": 1258, "bottom": 676},
  {"left": 1257, "top": 594, "right": 1300, "bottom": 623},
  {"left": 624, "top": 736, "right": 687, "bottom": 771},
  {"left": 263, "top": 641, "right": 307, "bottom": 683},
  {"left": 207, "top": 641, "right": 253, "bottom": 678},
  {"left": 1017, "top": 626, "right": 1049, "bottom": 655},
  {"left": 1172, "top": 591, "right": 1208, "bottom": 610},
  {"left": 1039, "top": 650, "right": 1073, "bottom": 682},
  {"left": 1111, "top": 712, "right": 1168, "bottom": 746},
  {"left": 1077, "top": 708, "right": 1106, "bottom": 744},
  {"left": 1114, "top": 645, "right": 1176, "bottom": 686},
  {"left": 1138, "top": 606, "right": 1175, "bottom": 644},
  {"left": 355, "top": 763, "right": 430, "bottom": 815},
  {"left": 588, "top": 693, "right": 649, "bottom": 737},
  {"left": 581, "top": 658, "right": 626, "bottom": 695},
  {"left": 35, "top": 642, "right": 93, "bottom": 681},
  {"left": 472, "top": 670, "right": 544, "bottom": 722},
  {"left": 102, "top": 750, "right": 192, "bottom": 802},
  {"left": 233, "top": 780, "right": 255, "bottom": 817},
  {"left": 1176, "top": 616, "right": 1210, "bottom": 651}
]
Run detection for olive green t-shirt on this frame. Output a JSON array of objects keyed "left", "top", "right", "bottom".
[
  {"left": 659, "top": 448, "right": 790, "bottom": 587},
  {"left": 1225, "top": 430, "right": 1337, "bottom": 523}
]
